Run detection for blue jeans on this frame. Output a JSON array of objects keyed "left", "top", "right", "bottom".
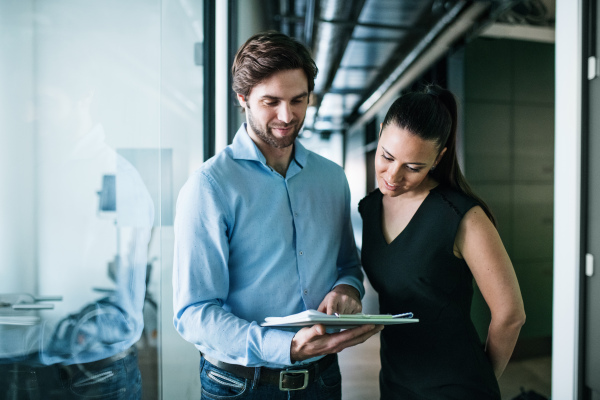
[
  {"left": 0, "top": 348, "right": 141, "bottom": 400},
  {"left": 199, "top": 356, "right": 341, "bottom": 400}
]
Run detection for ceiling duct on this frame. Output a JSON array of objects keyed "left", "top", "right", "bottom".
[
  {"left": 357, "top": 0, "right": 471, "bottom": 114},
  {"left": 311, "top": 0, "right": 367, "bottom": 103},
  {"left": 350, "top": 1, "right": 495, "bottom": 129},
  {"left": 269, "top": 0, "right": 529, "bottom": 130}
]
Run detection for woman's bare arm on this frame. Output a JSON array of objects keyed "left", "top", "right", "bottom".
[{"left": 454, "top": 206, "right": 526, "bottom": 379}]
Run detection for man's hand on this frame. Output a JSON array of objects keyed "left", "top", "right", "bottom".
[
  {"left": 317, "top": 284, "right": 362, "bottom": 315},
  {"left": 290, "top": 323, "right": 384, "bottom": 362}
]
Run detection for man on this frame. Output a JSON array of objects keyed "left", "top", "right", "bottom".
[{"left": 173, "top": 31, "right": 382, "bottom": 399}]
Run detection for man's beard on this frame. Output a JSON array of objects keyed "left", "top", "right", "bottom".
[{"left": 246, "top": 106, "right": 303, "bottom": 149}]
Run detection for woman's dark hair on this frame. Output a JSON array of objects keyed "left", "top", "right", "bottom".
[
  {"left": 232, "top": 31, "right": 318, "bottom": 98},
  {"left": 382, "top": 84, "right": 496, "bottom": 226}
]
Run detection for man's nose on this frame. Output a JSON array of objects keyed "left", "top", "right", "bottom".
[{"left": 277, "top": 103, "right": 293, "bottom": 124}]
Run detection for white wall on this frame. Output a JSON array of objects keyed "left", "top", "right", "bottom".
[
  {"left": 0, "top": 0, "right": 37, "bottom": 294},
  {"left": 553, "top": 0, "right": 582, "bottom": 398}
]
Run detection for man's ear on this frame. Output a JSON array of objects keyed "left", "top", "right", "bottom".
[{"left": 237, "top": 93, "right": 247, "bottom": 108}]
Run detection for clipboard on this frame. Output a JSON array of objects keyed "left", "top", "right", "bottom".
[{"left": 261, "top": 310, "right": 418, "bottom": 329}]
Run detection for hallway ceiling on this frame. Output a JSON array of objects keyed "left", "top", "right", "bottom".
[{"left": 264, "top": 0, "right": 555, "bottom": 135}]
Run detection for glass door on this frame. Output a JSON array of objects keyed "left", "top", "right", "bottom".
[{"left": 0, "top": 1, "right": 204, "bottom": 398}]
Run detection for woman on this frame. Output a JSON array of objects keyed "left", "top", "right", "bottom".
[{"left": 358, "top": 84, "right": 526, "bottom": 399}]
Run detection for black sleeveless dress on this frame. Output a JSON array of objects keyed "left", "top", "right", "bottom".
[{"left": 358, "top": 185, "right": 500, "bottom": 400}]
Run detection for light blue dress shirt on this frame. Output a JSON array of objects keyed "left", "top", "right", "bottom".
[{"left": 173, "top": 124, "right": 364, "bottom": 368}]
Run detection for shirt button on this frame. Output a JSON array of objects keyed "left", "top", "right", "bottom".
[
  {"left": 299, "top": 251, "right": 304, "bottom": 255},
  {"left": 303, "top": 289, "right": 308, "bottom": 295},
  {"left": 294, "top": 212, "right": 298, "bottom": 217}
]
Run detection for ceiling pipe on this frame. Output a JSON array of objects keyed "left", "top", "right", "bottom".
[
  {"left": 279, "top": 0, "right": 291, "bottom": 36},
  {"left": 352, "top": 0, "right": 522, "bottom": 120},
  {"left": 349, "top": 1, "right": 492, "bottom": 131},
  {"left": 304, "top": 0, "right": 316, "bottom": 46},
  {"left": 357, "top": 0, "right": 471, "bottom": 114},
  {"left": 311, "top": 0, "right": 367, "bottom": 104}
]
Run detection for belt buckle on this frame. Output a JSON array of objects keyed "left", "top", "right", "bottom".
[{"left": 279, "top": 369, "right": 309, "bottom": 391}]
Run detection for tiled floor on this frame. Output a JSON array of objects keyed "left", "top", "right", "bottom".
[{"left": 338, "top": 333, "right": 552, "bottom": 400}]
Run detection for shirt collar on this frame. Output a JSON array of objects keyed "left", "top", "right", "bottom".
[{"left": 231, "top": 123, "right": 308, "bottom": 169}]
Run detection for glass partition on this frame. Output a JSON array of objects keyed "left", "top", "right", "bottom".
[{"left": 0, "top": 1, "right": 204, "bottom": 398}]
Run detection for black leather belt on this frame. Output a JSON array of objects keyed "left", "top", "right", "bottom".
[
  {"left": 202, "top": 353, "right": 336, "bottom": 391},
  {"left": 61, "top": 346, "right": 136, "bottom": 375}
]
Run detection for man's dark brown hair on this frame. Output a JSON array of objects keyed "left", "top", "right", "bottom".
[{"left": 232, "top": 31, "right": 318, "bottom": 98}]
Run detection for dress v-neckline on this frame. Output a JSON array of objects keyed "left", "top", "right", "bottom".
[{"left": 378, "top": 186, "right": 437, "bottom": 246}]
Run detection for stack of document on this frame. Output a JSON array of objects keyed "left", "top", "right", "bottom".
[{"left": 261, "top": 310, "right": 418, "bottom": 329}]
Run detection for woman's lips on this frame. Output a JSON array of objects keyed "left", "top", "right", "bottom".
[{"left": 383, "top": 179, "right": 399, "bottom": 191}]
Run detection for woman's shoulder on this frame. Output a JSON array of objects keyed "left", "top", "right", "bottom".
[
  {"left": 430, "top": 184, "right": 480, "bottom": 217},
  {"left": 358, "top": 188, "right": 382, "bottom": 216}
]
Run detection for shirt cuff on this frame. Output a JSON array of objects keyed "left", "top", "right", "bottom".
[
  {"left": 263, "top": 328, "right": 296, "bottom": 366},
  {"left": 333, "top": 276, "right": 365, "bottom": 299}
]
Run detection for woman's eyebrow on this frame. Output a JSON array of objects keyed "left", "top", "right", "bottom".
[
  {"left": 381, "top": 146, "right": 395, "bottom": 158},
  {"left": 381, "top": 146, "right": 428, "bottom": 165}
]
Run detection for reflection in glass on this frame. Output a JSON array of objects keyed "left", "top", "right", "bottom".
[
  {"left": 0, "top": 2, "right": 156, "bottom": 399},
  {"left": 0, "top": 96, "right": 154, "bottom": 398},
  {"left": 1, "top": 0, "right": 205, "bottom": 397}
]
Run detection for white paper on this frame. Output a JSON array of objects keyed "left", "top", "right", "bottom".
[{"left": 261, "top": 310, "right": 418, "bottom": 329}]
